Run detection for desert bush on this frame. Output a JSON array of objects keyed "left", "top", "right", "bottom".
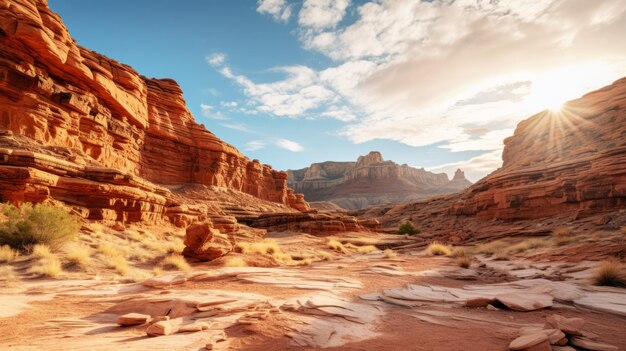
[
  {"left": 593, "top": 259, "right": 626, "bottom": 287},
  {"left": 0, "top": 203, "right": 80, "bottom": 250},
  {"left": 428, "top": 242, "right": 451, "bottom": 256},
  {"left": 106, "top": 255, "right": 130, "bottom": 276},
  {"left": 398, "top": 221, "right": 420, "bottom": 235},
  {"left": 160, "top": 254, "right": 191, "bottom": 271},
  {"left": 0, "top": 245, "right": 17, "bottom": 262}
]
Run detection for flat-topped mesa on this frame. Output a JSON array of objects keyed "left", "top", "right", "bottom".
[
  {"left": 356, "top": 151, "right": 384, "bottom": 167},
  {"left": 0, "top": 0, "right": 309, "bottom": 223},
  {"left": 287, "top": 151, "right": 472, "bottom": 210}
]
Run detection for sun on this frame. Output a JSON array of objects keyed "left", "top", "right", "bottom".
[{"left": 523, "top": 63, "right": 612, "bottom": 113}]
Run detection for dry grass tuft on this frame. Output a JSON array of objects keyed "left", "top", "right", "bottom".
[
  {"left": 28, "top": 254, "right": 62, "bottom": 277},
  {"left": 327, "top": 238, "right": 348, "bottom": 253},
  {"left": 160, "top": 254, "right": 191, "bottom": 272},
  {"left": 316, "top": 251, "right": 334, "bottom": 261},
  {"left": 456, "top": 255, "right": 472, "bottom": 269},
  {"left": 0, "top": 265, "right": 18, "bottom": 285},
  {"left": 553, "top": 227, "right": 575, "bottom": 246},
  {"left": 450, "top": 247, "right": 467, "bottom": 258},
  {"left": 593, "top": 259, "right": 626, "bottom": 287},
  {"left": 428, "top": 242, "right": 451, "bottom": 256},
  {"left": 224, "top": 256, "right": 247, "bottom": 267},
  {"left": 31, "top": 244, "right": 53, "bottom": 259},
  {"left": 383, "top": 249, "right": 398, "bottom": 258},
  {"left": 357, "top": 245, "right": 378, "bottom": 254},
  {"left": 237, "top": 239, "right": 299, "bottom": 264},
  {"left": 475, "top": 240, "right": 509, "bottom": 255},
  {"left": 0, "top": 244, "right": 17, "bottom": 263},
  {"left": 63, "top": 243, "right": 91, "bottom": 268},
  {"left": 106, "top": 255, "right": 130, "bottom": 276}
]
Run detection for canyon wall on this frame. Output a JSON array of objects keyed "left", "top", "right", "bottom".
[
  {"left": 288, "top": 151, "right": 471, "bottom": 210},
  {"left": 364, "top": 77, "right": 626, "bottom": 241},
  {"left": 0, "top": 0, "right": 307, "bottom": 223}
]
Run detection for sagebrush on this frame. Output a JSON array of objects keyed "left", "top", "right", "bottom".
[
  {"left": 0, "top": 203, "right": 80, "bottom": 250},
  {"left": 398, "top": 221, "right": 420, "bottom": 235}
]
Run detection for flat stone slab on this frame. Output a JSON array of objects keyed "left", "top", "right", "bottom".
[{"left": 116, "top": 313, "right": 151, "bottom": 326}]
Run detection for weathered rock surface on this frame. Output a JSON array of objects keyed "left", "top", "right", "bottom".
[
  {"left": 240, "top": 211, "right": 369, "bottom": 235},
  {"left": 0, "top": 0, "right": 309, "bottom": 224},
  {"left": 358, "top": 78, "right": 626, "bottom": 239},
  {"left": 116, "top": 313, "right": 152, "bottom": 326},
  {"left": 288, "top": 151, "right": 471, "bottom": 210}
]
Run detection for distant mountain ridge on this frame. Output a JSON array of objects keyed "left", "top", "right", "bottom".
[{"left": 287, "top": 151, "right": 472, "bottom": 210}]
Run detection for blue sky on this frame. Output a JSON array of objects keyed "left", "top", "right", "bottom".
[{"left": 49, "top": 0, "right": 626, "bottom": 181}]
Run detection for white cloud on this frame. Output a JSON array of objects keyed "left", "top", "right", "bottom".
[
  {"left": 200, "top": 103, "right": 229, "bottom": 120},
  {"left": 245, "top": 140, "right": 266, "bottom": 151},
  {"left": 427, "top": 150, "right": 503, "bottom": 183},
  {"left": 257, "top": 0, "right": 292, "bottom": 23},
  {"left": 275, "top": 138, "right": 304, "bottom": 152},
  {"left": 232, "top": 0, "right": 626, "bottom": 179},
  {"left": 221, "top": 101, "right": 238, "bottom": 108},
  {"left": 206, "top": 53, "right": 226, "bottom": 67},
  {"left": 220, "top": 123, "right": 253, "bottom": 133},
  {"left": 299, "top": 0, "right": 351, "bottom": 30},
  {"left": 217, "top": 64, "right": 340, "bottom": 118}
]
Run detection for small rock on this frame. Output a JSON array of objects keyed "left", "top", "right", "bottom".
[
  {"left": 205, "top": 343, "right": 214, "bottom": 350},
  {"left": 146, "top": 321, "right": 175, "bottom": 337},
  {"left": 143, "top": 274, "right": 187, "bottom": 288},
  {"left": 116, "top": 313, "right": 151, "bottom": 326},
  {"left": 542, "top": 329, "right": 566, "bottom": 345},
  {"left": 509, "top": 332, "right": 549, "bottom": 350},
  {"left": 178, "top": 322, "right": 211, "bottom": 332},
  {"left": 570, "top": 337, "right": 618, "bottom": 351},
  {"left": 486, "top": 304, "right": 500, "bottom": 311},
  {"left": 465, "top": 297, "right": 495, "bottom": 308},
  {"left": 545, "top": 315, "right": 585, "bottom": 336}
]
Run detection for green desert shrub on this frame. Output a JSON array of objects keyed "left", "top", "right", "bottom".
[
  {"left": 398, "top": 220, "right": 420, "bottom": 235},
  {"left": 0, "top": 203, "right": 80, "bottom": 250}
]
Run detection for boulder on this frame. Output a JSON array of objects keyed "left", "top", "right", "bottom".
[
  {"left": 545, "top": 315, "right": 585, "bottom": 336},
  {"left": 183, "top": 221, "right": 233, "bottom": 261},
  {"left": 496, "top": 292, "right": 553, "bottom": 311},
  {"left": 146, "top": 321, "right": 176, "bottom": 337}
]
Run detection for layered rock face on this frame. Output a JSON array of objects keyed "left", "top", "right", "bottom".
[
  {"left": 288, "top": 151, "right": 472, "bottom": 210},
  {"left": 363, "top": 77, "right": 626, "bottom": 242},
  {"left": 0, "top": 0, "right": 308, "bottom": 223}
]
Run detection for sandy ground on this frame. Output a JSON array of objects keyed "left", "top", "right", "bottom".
[{"left": 1, "top": 232, "right": 625, "bottom": 351}]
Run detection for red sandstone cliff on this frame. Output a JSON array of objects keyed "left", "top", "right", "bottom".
[
  {"left": 359, "top": 78, "right": 626, "bottom": 241},
  {"left": 288, "top": 151, "right": 472, "bottom": 210},
  {"left": 0, "top": 0, "right": 309, "bottom": 223}
]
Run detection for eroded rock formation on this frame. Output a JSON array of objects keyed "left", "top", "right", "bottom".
[
  {"left": 360, "top": 77, "right": 626, "bottom": 241},
  {"left": 288, "top": 151, "right": 472, "bottom": 210},
  {"left": 0, "top": 0, "right": 309, "bottom": 225}
]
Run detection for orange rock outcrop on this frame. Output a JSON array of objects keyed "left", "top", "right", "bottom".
[
  {"left": 359, "top": 77, "right": 626, "bottom": 241},
  {"left": 0, "top": 0, "right": 309, "bottom": 224}
]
